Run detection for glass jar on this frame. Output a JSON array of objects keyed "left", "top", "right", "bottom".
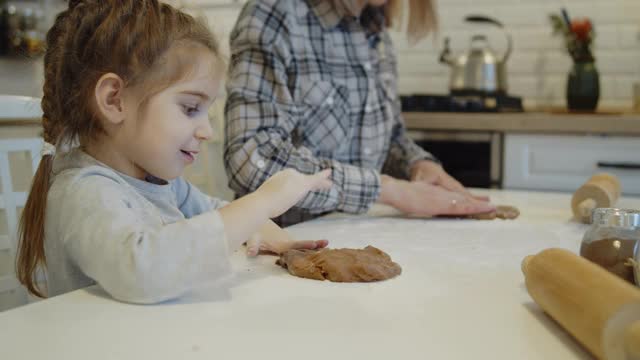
[{"left": 580, "top": 208, "right": 640, "bottom": 285}]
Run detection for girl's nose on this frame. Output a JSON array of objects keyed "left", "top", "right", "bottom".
[{"left": 195, "top": 118, "right": 213, "bottom": 141}]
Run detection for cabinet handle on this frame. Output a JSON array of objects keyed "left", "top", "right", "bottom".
[{"left": 597, "top": 161, "right": 640, "bottom": 170}]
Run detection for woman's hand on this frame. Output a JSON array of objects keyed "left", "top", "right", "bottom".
[
  {"left": 245, "top": 221, "right": 328, "bottom": 257},
  {"left": 410, "top": 160, "right": 490, "bottom": 202},
  {"left": 256, "top": 168, "right": 332, "bottom": 218},
  {"left": 379, "top": 175, "right": 495, "bottom": 217}
]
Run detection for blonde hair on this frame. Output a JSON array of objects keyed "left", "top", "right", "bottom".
[
  {"left": 388, "top": 0, "right": 438, "bottom": 42},
  {"left": 340, "top": 0, "right": 438, "bottom": 42}
]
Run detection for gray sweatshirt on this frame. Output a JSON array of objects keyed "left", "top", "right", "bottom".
[{"left": 44, "top": 149, "right": 230, "bottom": 304}]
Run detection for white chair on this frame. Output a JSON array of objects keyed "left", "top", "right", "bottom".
[{"left": 0, "top": 95, "right": 43, "bottom": 311}]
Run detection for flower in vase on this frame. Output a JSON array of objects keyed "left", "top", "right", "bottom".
[{"left": 550, "top": 13, "right": 595, "bottom": 63}]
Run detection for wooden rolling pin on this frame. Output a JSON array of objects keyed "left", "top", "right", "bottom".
[
  {"left": 571, "top": 173, "right": 621, "bottom": 223},
  {"left": 522, "top": 248, "right": 640, "bottom": 360}
]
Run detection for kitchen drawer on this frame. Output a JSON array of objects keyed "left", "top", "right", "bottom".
[{"left": 504, "top": 134, "right": 640, "bottom": 195}]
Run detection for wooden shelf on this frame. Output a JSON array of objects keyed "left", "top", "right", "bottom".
[{"left": 403, "top": 112, "right": 640, "bottom": 135}]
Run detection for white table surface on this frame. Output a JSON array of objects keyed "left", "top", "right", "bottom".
[{"left": 2, "top": 189, "right": 640, "bottom": 360}]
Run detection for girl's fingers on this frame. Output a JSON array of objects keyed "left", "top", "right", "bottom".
[
  {"left": 288, "top": 239, "right": 329, "bottom": 250},
  {"left": 245, "top": 233, "right": 261, "bottom": 257}
]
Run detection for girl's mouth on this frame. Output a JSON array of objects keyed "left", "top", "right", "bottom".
[{"left": 180, "top": 150, "right": 196, "bottom": 163}]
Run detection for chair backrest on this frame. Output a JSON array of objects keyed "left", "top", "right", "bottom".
[
  {"left": 0, "top": 95, "right": 43, "bottom": 311},
  {"left": 0, "top": 95, "right": 42, "bottom": 120}
]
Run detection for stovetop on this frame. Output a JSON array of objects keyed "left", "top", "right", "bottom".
[{"left": 400, "top": 93, "right": 524, "bottom": 113}]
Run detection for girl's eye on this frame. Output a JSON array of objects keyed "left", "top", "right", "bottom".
[{"left": 181, "top": 104, "right": 200, "bottom": 117}]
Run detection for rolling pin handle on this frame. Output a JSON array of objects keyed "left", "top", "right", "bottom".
[
  {"left": 521, "top": 255, "right": 533, "bottom": 275},
  {"left": 578, "top": 198, "right": 597, "bottom": 221}
]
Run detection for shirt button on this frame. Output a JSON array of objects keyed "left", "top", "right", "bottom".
[
  {"left": 363, "top": 62, "right": 372, "bottom": 71},
  {"left": 326, "top": 96, "right": 334, "bottom": 106},
  {"left": 365, "top": 105, "right": 372, "bottom": 113},
  {"left": 256, "top": 159, "right": 265, "bottom": 169},
  {"left": 363, "top": 147, "right": 372, "bottom": 155}
]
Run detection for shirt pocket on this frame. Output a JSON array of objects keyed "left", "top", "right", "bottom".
[{"left": 297, "top": 80, "right": 352, "bottom": 156}]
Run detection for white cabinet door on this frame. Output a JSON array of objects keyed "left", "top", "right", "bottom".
[{"left": 504, "top": 134, "right": 640, "bottom": 195}]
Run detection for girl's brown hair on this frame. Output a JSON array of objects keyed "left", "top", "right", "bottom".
[{"left": 16, "top": 0, "right": 221, "bottom": 297}]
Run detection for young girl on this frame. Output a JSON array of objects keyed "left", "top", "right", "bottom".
[{"left": 16, "top": 0, "right": 331, "bottom": 304}]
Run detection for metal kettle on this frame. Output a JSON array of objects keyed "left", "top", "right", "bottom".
[{"left": 439, "top": 15, "right": 513, "bottom": 95}]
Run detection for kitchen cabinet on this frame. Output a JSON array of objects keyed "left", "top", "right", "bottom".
[
  {"left": 503, "top": 133, "right": 640, "bottom": 195},
  {"left": 403, "top": 112, "right": 640, "bottom": 194}
]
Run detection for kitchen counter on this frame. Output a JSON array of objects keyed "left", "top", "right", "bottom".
[
  {"left": 403, "top": 111, "right": 640, "bottom": 135},
  {"left": 2, "top": 189, "right": 640, "bottom": 360}
]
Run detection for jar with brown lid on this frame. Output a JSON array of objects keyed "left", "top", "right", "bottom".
[{"left": 579, "top": 208, "right": 640, "bottom": 286}]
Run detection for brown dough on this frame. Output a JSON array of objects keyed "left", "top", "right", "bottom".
[
  {"left": 275, "top": 246, "right": 402, "bottom": 282},
  {"left": 469, "top": 205, "right": 520, "bottom": 220}
]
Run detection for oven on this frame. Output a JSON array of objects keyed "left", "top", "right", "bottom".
[{"left": 407, "top": 130, "right": 502, "bottom": 189}]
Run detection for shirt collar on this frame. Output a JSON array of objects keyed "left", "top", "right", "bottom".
[{"left": 307, "top": 0, "right": 353, "bottom": 29}]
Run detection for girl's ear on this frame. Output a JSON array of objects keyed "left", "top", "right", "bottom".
[{"left": 94, "top": 73, "right": 127, "bottom": 125}]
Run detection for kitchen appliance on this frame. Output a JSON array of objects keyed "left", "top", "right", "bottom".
[
  {"left": 400, "top": 93, "right": 523, "bottom": 113},
  {"left": 408, "top": 130, "right": 501, "bottom": 188},
  {"left": 439, "top": 15, "right": 513, "bottom": 96},
  {"left": 399, "top": 92, "right": 522, "bottom": 190},
  {"left": 398, "top": 14, "right": 520, "bottom": 189}
]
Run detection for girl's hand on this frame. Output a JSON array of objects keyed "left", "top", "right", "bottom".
[
  {"left": 379, "top": 175, "right": 495, "bottom": 217},
  {"left": 245, "top": 221, "right": 328, "bottom": 257},
  {"left": 410, "top": 160, "right": 490, "bottom": 202},
  {"left": 256, "top": 168, "right": 332, "bottom": 218}
]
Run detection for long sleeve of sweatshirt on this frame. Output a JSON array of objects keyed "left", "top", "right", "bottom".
[{"left": 45, "top": 151, "right": 232, "bottom": 304}]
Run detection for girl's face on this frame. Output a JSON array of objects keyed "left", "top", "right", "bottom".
[{"left": 118, "top": 49, "right": 220, "bottom": 181}]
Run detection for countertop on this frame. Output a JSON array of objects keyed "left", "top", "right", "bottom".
[
  {"left": 2, "top": 189, "right": 640, "bottom": 360},
  {"left": 4, "top": 111, "right": 640, "bottom": 135},
  {"left": 403, "top": 111, "right": 640, "bottom": 135}
]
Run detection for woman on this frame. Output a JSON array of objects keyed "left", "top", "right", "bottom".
[{"left": 224, "top": 0, "right": 494, "bottom": 226}]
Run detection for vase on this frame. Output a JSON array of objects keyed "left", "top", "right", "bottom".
[{"left": 566, "top": 61, "right": 600, "bottom": 112}]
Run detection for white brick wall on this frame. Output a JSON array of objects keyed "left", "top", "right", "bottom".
[
  {"left": 190, "top": 0, "right": 640, "bottom": 110},
  {"left": 389, "top": 0, "right": 640, "bottom": 109}
]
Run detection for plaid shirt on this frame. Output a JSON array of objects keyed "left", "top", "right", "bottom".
[{"left": 224, "top": 0, "right": 436, "bottom": 226}]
